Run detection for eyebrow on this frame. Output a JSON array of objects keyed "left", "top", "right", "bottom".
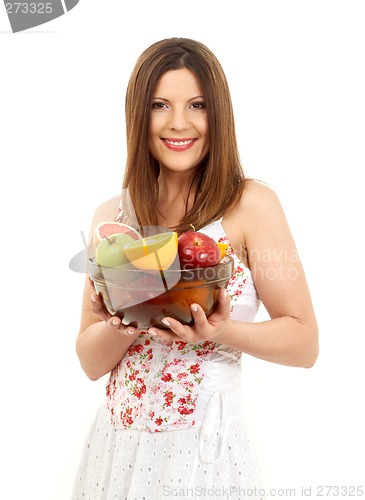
[{"left": 152, "top": 95, "right": 205, "bottom": 102}]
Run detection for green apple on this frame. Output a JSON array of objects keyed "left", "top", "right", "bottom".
[{"left": 95, "top": 233, "right": 135, "bottom": 267}]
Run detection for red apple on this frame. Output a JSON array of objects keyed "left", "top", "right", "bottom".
[{"left": 178, "top": 231, "right": 220, "bottom": 269}]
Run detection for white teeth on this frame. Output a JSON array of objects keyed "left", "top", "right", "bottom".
[{"left": 165, "top": 139, "right": 194, "bottom": 146}]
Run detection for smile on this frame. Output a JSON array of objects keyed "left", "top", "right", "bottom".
[{"left": 162, "top": 138, "right": 197, "bottom": 151}]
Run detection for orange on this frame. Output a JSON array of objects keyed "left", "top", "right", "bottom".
[
  {"left": 217, "top": 242, "right": 229, "bottom": 261},
  {"left": 123, "top": 232, "right": 178, "bottom": 271},
  {"left": 94, "top": 221, "right": 141, "bottom": 247}
]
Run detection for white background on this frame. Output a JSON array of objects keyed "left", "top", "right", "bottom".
[{"left": 1, "top": 1, "right": 364, "bottom": 499}]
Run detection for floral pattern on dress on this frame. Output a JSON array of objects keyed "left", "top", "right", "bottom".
[
  {"left": 105, "top": 218, "right": 252, "bottom": 433},
  {"left": 106, "top": 336, "right": 217, "bottom": 432},
  {"left": 217, "top": 235, "right": 248, "bottom": 313}
]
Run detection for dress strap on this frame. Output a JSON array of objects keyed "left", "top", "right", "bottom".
[
  {"left": 198, "top": 391, "right": 229, "bottom": 464},
  {"left": 196, "top": 356, "right": 242, "bottom": 465},
  {"left": 115, "top": 188, "right": 139, "bottom": 229},
  {"left": 187, "top": 389, "right": 231, "bottom": 490}
]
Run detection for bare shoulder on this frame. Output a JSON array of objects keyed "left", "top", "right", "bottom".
[
  {"left": 233, "top": 178, "right": 295, "bottom": 261},
  {"left": 240, "top": 178, "right": 281, "bottom": 212},
  {"left": 222, "top": 179, "right": 283, "bottom": 266},
  {"left": 239, "top": 179, "right": 288, "bottom": 230},
  {"left": 93, "top": 194, "right": 121, "bottom": 218},
  {"left": 87, "top": 194, "right": 121, "bottom": 242}
]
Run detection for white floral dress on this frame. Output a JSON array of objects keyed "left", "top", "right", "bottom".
[{"left": 72, "top": 217, "right": 265, "bottom": 500}]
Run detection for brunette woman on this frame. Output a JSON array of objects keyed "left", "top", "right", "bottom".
[{"left": 73, "top": 37, "right": 318, "bottom": 500}]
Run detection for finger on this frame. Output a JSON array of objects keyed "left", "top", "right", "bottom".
[
  {"left": 159, "top": 318, "right": 192, "bottom": 342},
  {"left": 107, "top": 316, "right": 122, "bottom": 329},
  {"left": 105, "top": 315, "right": 138, "bottom": 336},
  {"left": 91, "top": 292, "right": 110, "bottom": 322},
  {"left": 210, "top": 288, "right": 230, "bottom": 320},
  {"left": 120, "top": 324, "right": 140, "bottom": 336},
  {"left": 91, "top": 291, "right": 103, "bottom": 310},
  {"left": 91, "top": 292, "right": 139, "bottom": 335},
  {"left": 189, "top": 303, "right": 208, "bottom": 330},
  {"left": 147, "top": 327, "right": 178, "bottom": 342}
]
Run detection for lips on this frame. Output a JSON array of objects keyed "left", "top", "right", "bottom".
[{"left": 162, "top": 138, "right": 197, "bottom": 152}]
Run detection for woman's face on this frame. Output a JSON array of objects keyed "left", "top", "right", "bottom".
[{"left": 148, "top": 68, "right": 209, "bottom": 175}]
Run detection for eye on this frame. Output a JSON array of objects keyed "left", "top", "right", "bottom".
[
  {"left": 152, "top": 102, "right": 168, "bottom": 110},
  {"left": 191, "top": 101, "right": 206, "bottom": 110}
]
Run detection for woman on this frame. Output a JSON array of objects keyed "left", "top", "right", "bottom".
[{"left": 73, "top": 37, "right": 318, "bottom": 499}]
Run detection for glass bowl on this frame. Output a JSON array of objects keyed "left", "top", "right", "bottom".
[{"left": 89, "top": 256, "right": 234, "bottom": 330}]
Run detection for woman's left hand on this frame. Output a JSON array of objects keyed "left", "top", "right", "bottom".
[{"left": 148, "top": 288, "right": 231, "bottom": 343}]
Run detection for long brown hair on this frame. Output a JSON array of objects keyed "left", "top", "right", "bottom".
[{"left": 123, "top": 37, "right": 245, "bottom": 234}]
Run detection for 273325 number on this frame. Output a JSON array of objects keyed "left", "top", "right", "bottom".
[
  {"left": 5, "top": 3, "right": 53, "bottom": 14},
  {"left": 316, "top": 486, "right": 364, "bottom": 496}
]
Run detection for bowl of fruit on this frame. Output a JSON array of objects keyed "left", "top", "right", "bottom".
[{"left": 89, "top": 222, "right": 234, "bottom": 330}]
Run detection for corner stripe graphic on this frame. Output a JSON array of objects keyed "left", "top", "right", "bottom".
[{"left": 4, "top": 0, "right": 79, "bottom": 33}]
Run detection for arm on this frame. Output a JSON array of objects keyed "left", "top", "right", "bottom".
[
  {"left": 215, "top": 307, "right": 318, "bottom": 368},
  {"left": 76, "top": 276, "right": 139, "bottom": 380},
  {"left": 151, "top": 181, "right": 319, "bottom": 368},
  {"left": 75, "top": 196, "right": 139, "bottom": 381},
  {"left": 222, "top": 180, "right": 318, "bottom": 367}
]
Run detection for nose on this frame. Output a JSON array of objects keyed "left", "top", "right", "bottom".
[{"left": 168, "top": 107, "right": 189, "bottom": 131}]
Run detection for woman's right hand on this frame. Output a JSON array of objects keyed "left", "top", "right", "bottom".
[{"left": 89, "top": 278, "right": 140, "bottom": 336}]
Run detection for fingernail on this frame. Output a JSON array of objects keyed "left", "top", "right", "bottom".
[
  {"left": 162, "top": 318, "right": 170, "bottom": 326},
  {"left": 148, "top": 329, "right": 157, "bottom": 336},
  {"left": 127, "top": 329, "right": 135, "bottom": 335},
  {"left": 112, "top": 318, "right": 119, "bottom": 326},
  {"left": 91, "top": 294, "right": 97, "bottom": 302},
  {"left": 191, "top": 304, "right": 198, "bottom": 312}
]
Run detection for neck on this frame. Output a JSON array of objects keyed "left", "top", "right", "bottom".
[
  {"left": 158, "top": 171, "right": 195, "bottom": 205},
  {"left": 157, "top": 173, "right": 196, "bottom": 229}
]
